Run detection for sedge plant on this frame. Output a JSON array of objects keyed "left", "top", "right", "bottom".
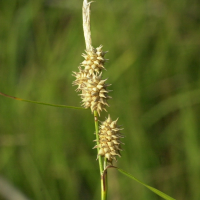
[{"left": 0, "top": 1, "right": 176, "bottom": 200}]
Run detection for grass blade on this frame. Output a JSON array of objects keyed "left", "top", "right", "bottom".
[
  {"left": 0, "top": 92, "right": 85, "bottom": 110},
  {"left": 117, "top": 168, "right": 176, "bottom": 200}
]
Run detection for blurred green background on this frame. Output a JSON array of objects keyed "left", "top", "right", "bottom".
[{"left": 1, "top": 0, "right": 200, "bottom": 199}]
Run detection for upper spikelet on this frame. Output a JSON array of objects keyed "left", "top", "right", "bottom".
[
  {"left": 72, "top": 46, "right": 110, "bottom": 115},
  {"left": 81, "top": 45, "right": 108, "bottom": 74},
  {"left": 94, "top": 115, "right": 124, "bottom": 163},
  {"left": 80, "top": 73, "right": 111, "bottom": 115}
]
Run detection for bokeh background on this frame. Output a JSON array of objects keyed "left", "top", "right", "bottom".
[{"left": 1, "top": 0, "right": 200, "bottom": 199}]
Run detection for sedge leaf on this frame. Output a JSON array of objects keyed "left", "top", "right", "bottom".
[
  {"left": 0, "top": 92, "right": 85, "bottom": 110},
  {"left": 117, "top": 168, "right": 176, "bottom": 200}
]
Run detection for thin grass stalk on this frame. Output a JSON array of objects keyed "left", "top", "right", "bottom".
[
  {"left": 82, "top": 1, "right": 108, "bottom": 199},
  {"left": 94, "top": 110, "right": 103, "bottom": 174},
  {"left": 94, "top": 110, "right": 107, "bottom": 200},
  {"left": 103, "top": 157, "right": 108, "bottom": 199}
]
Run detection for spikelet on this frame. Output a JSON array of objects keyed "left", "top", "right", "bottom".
[
  {"left": 72, "top": 45, "right": 110, "bottom": 115},
  {"left": 80, "top": 73, "right": 111, "bottom": 115},
  {"left": 94, "top": 115, "right": 124, "bottom": 163},
  {"left": 81, "top": 45, "right": 108, "bottom": 74},
  {"left": 72, "top": 67, "right": 90, "bottom": 92}
]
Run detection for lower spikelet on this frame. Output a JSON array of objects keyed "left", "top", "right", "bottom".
[{"left": 94, "top": 115, "right": 124, "bottom": 163}]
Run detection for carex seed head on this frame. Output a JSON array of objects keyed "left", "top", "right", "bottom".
[
  {"left": 72, "top": 45, "right": 110, "bottom": 115},
  {"left": 80, "top": 73, "right": 112, "bottom": 115},
  {"left": 94, "top": 115, "right": 124, "bottom": 163},
  {"left": 81, "top": 45, "right": 108, "bottom": 74},
  {"left": 72, "top": 67, "right": 91, "bottom": 92}
]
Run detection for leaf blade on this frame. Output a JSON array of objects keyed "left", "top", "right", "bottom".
[
  {"left": 0, "top": 92, "right": 85, "bottom": 110},
  {"left": 117, "top": 168, "right": 176, "bottom": 200}
]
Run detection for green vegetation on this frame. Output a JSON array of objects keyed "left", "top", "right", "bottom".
[{"left": 0, "top": 0, "right": 200, "bottom": 199}]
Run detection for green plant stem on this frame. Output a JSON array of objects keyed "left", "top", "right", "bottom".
[
  {"left": 103, "top": 157, "right": 108, "bottom": 199},
  {"left": 93, "top": 110, "right": 107, "bottom": 200},
  {"left": 94, "top": 110, "right": 103, "bottom": 173}
]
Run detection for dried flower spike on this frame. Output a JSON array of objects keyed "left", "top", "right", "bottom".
[
  {"left": 72, "top": 67, "right": 91, "bottom": 92},
  {"left": 94, "top": 115, "right": 124, "bottom": 163},
  {"left": 80, "top": 73, "right": 112, "bottom": 115},
  {"left": 81, "top": 45, "right": 108, "bottom": 74}
]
